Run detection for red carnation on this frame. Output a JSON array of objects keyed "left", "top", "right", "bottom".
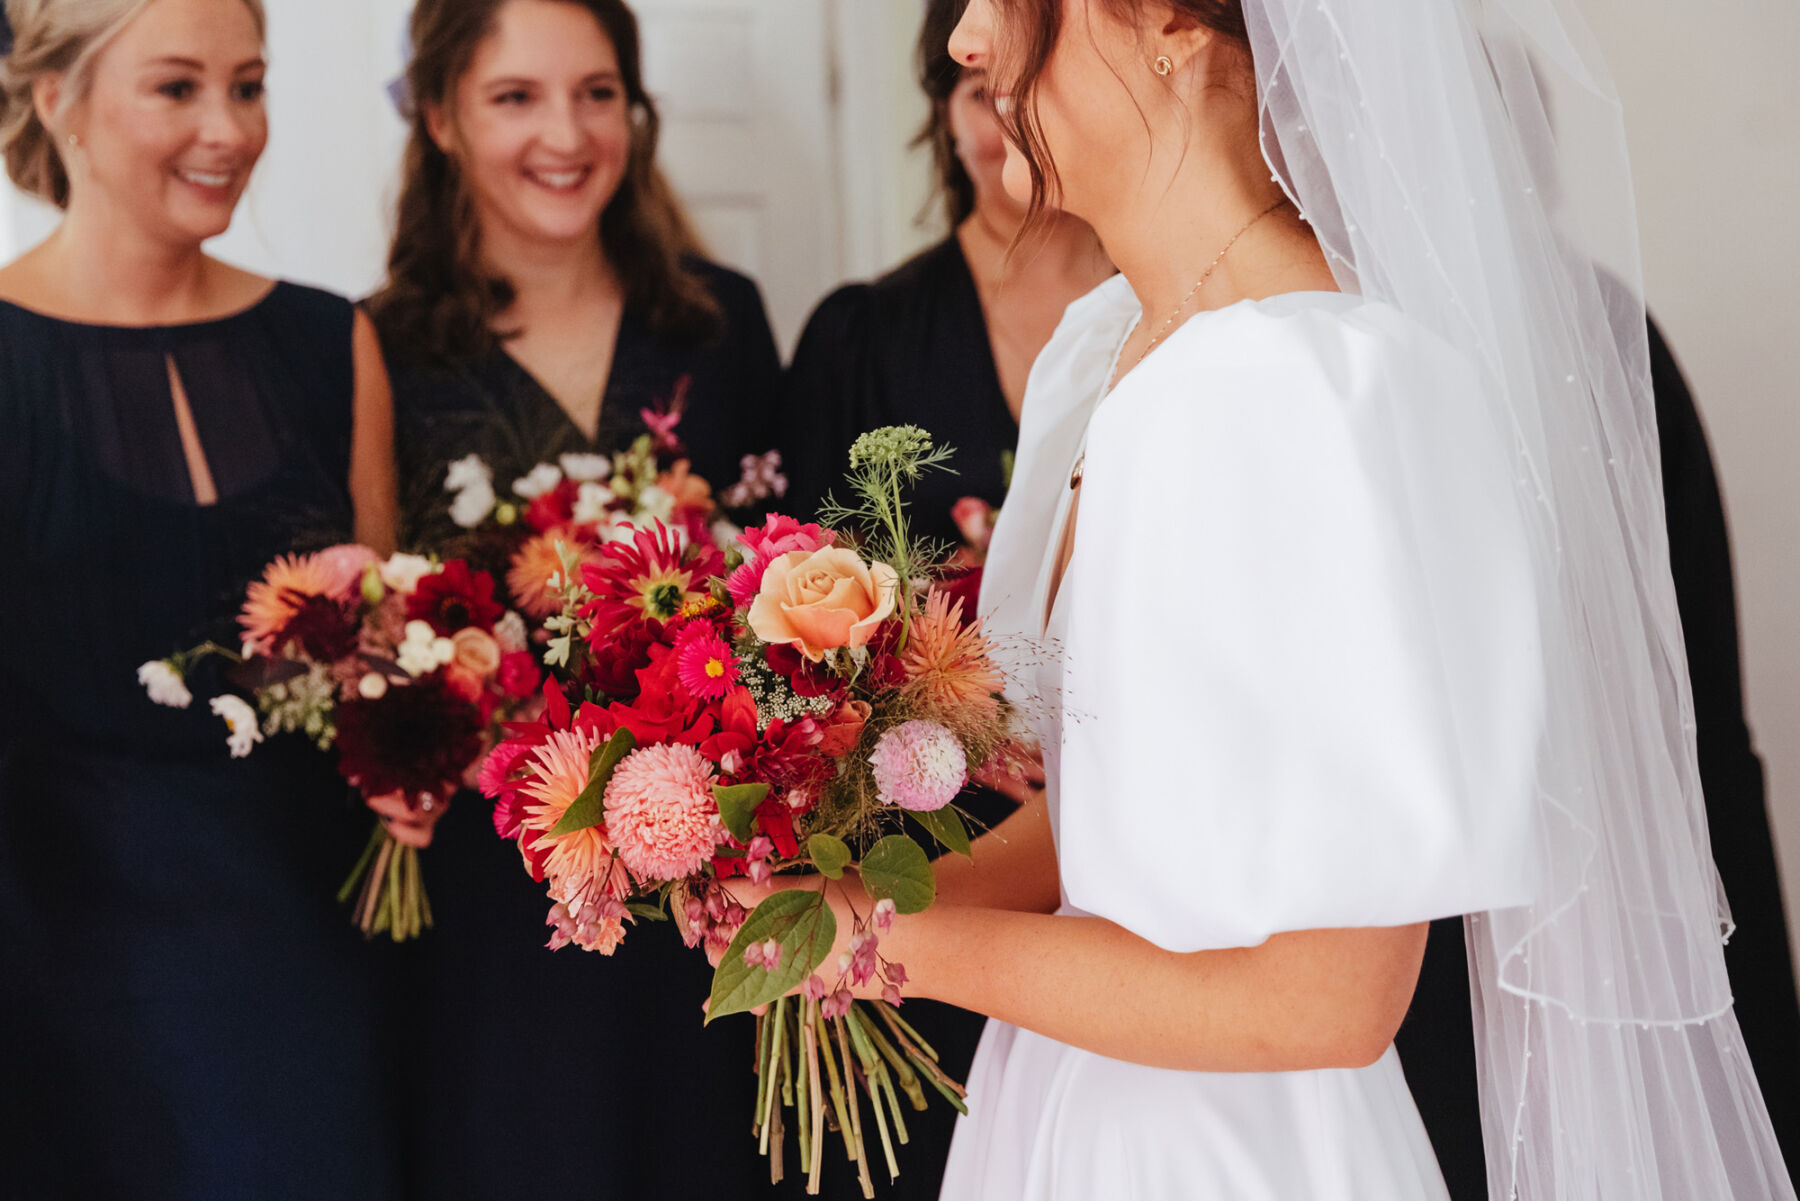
[{"left": 497, "top": 650, "right": 542, "bottom": 699}]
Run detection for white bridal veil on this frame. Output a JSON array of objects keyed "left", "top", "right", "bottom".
[{"left": 1241, "top": 0, "right": 1792, "bottom": 1195}]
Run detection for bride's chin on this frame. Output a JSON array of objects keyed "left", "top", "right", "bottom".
[{"left": 999, "top": 147, "right": 1035, "bottom": 208}]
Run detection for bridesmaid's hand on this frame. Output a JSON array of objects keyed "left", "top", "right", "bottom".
[
  {"left": 721, "top": 870, "right": 894, "bottom": 1006},
  {"left": 366, "top": 789, "right": 448, "bottom": 849}
]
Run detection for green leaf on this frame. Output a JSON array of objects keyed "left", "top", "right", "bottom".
[
  {"left": 625, "top": 901, "right": 669, "bottom": 923},
  {"left": 714, "top": 782, "right": 771, "bottom": 844},
  {"left": 808, "top": 833, "right": 853, "bottom": 879},
  {"left": 548, "top": 728, "right": 636, "bottom": 837},
  {"left": 859, "top": 835, "right": 936, "bottom": 914},
  {"left": 906, "top": 806, "right": 972, "bottom": 859},
  {"left": 707, "top": 890, "right": 837, "bottom": 1023}
]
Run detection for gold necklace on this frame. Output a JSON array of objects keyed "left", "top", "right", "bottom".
[{"left": 1127, "top": 196, "right": 1290, "bottom": 372}]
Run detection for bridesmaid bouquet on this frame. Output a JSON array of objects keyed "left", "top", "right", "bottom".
[
  {"left": 433, "top": 405, "right": 787, "bottom": 627},
  {"left": 137, "top": 546, "right": 541, "bottom": 941},
  {"left": 479, "top": 426, "right": 1027, "bottom": 1194}
]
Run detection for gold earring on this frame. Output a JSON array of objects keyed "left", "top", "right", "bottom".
[{"left": 1153, "top": 55, "right": 1174, "bottom": 76}]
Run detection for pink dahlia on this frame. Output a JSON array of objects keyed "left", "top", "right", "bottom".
[
  {"left": 604, "top": 743, "right": 722, "bottom": 882},
  {"left": 868, "top": 720, "right": 967, "bottom": 812},
  {"left": 674, "top": 623, "right": 739, "bottom": 701}
]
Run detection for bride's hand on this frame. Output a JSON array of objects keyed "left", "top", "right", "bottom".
[
  {"left": 365, "top": 789, "right": 448, "bottom": 848},
  {"left": 720, "top": 870, "right": 893, "bottom": 1006}
]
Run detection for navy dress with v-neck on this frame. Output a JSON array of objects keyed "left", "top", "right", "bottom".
[
  {"left": 380, "top": 258, "right": 784, "bottom": 1200},
  {"left": 0, "top": 282, "right": 403, "bottom": 1199}
]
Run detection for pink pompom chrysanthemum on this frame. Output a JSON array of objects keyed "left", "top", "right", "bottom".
[
  {"left": 868, "top": 720, "right": 967, "bottom": 812},
  {"left": 604, "top": 743, "right": 722, "bottom": 882}
]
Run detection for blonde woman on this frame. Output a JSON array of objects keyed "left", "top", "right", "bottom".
[{"left": 0, "top": 0, "right": 405, "bottom": 1195}]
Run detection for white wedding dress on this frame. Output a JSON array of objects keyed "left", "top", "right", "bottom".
[{"left": 940, "top": 279, "right": 1545, "bottom": 1200}]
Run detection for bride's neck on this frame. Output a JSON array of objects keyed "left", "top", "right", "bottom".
[{"left": 1094, "top": 115, "right": 1301, "bottom": 321}]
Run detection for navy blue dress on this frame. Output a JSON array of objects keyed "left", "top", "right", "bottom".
[
  {"left": 0, "top": 283, "right": 402, "bottom": 1199},
  {"left": 381, "top": 260, "right": 786, "bottom": 1200}
]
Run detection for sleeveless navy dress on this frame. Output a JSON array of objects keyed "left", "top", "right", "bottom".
[
  {"left": 381, "top": 260, "right": 787, "bottom": 1199},
  {"left": 0, "top": 283, "right": 402, "bottom": 1199}
]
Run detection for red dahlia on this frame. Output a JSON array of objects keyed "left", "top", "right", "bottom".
[{"left": 407, "top": 560, "right": 504, "bottom": 636}]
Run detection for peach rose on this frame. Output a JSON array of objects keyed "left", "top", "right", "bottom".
[
  {"left": 451, "top": 627, "right": 502, "bottom": 678},
  {"left": 748, "top": 547, "right": 899, "bottom": 662}
]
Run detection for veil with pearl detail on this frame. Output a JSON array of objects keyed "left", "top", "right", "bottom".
[{"left": 1243, "top": 0, "right": 1792, "bottom": 1195}]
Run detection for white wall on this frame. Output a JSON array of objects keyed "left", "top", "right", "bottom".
[{"left": 1576, "top": 0, "right": 1800, "bottom": 970}]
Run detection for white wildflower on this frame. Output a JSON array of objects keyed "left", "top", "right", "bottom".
[
  {"left": 448, "top": 478, "right": 498, "bottom": 529},
  {"left": 634, "top": 483, "right": 674, "bottom": 524},
  {"left": 136, "top": 659, "right": 193, "bottom": 709},
  {"left": 512, "top": 463, "right": 564, "bottom": 499},
  {"left": 210, "top": 695, "right": 264, "bottom": 759},
  {"left": 443, "top": 453, "right": 493, "bottom": 494},
  {"left": 559, "top": 453, "right": 611, "bottom": 482},
  {"left": 380, "top": 553, "right": 437, "bottom": 595},
  {"left": 572, "top": 481, "right": 615, "bottom": 526}
]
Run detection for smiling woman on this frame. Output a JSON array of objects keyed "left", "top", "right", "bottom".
[
  {"left": 363, "top": 3, "right": 783, "bottom": 1197},
  {"left": 0, "top": 0, "right": 407, "bottom": 1196}
]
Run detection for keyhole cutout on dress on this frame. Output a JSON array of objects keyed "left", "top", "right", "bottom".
[{"left": 166, "top": 354, "right": 218, "bottom": 507}]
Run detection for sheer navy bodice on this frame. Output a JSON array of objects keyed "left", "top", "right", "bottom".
[{"left": 0, "top": 282, "right": 355, "bottom": 754}]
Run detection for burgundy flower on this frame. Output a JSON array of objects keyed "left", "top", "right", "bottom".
[
  {"left": 334, "top": 676, "right": 484, "bottom": 801},
  {"left": 276, "top": 592, "right": 361, "bottom": 662},
  {"left": 407, "top": 560, "right": 504, "bottom": 636}
]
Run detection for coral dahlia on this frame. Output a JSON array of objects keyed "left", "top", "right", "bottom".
[
  {"left": 521, "top": 727, "right": 632, "bottom": 907},
  {"left": 239, "top": 552, "right": 340, "bottom": 653},
  {"left": 902, "top": 588, "right": 1003, "bottom": 729}
]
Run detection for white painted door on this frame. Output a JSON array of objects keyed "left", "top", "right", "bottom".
[{"left": 634, "top": 0, "right": 841, "bottom": 350}]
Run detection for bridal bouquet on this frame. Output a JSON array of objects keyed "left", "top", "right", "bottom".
[
  {"left": 479, "top": 426, "right": 1026, "bottom": 1194},
  {"left": 137, "top": 546, "right": 540, "bottom": 940}
]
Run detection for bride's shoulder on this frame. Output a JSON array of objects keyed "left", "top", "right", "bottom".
[{"left": 1107, "top": 291, "right": 1490, "bottom": 444}]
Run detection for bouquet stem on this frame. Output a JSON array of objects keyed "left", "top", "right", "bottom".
[
  {"left": 337, "top": 821, "right": 434, "bottom": 942},
  {"left": 754, "top": 999, "right": 953, "bottom": 1197}
]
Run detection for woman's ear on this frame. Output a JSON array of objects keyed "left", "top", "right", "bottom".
[
  {"left": 1155, "top": 6, "right": 1221, "bottom": 76},
  {"left": 422, "top": 99, "right": 453, "bottom": 155},
  {"left": 32, "top": 72, "right": 66, "bottom": 136}
]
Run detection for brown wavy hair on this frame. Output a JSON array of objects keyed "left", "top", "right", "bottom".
[
  {"left": 0, "top": 0, "right": 265, "bottom": 208},
  {"left": 991, "top": 0, "right": 1246, "bottom": 231},
  {"left": 367, "top": 0, "right": 719, "bottom": 364},
  {"left": 914, "top": 0, "right": 975, "bottom": 228}
]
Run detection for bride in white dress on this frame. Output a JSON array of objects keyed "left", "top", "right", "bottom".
[{"left": 745, "top": 0, "right": 1796, "bottom": 1197}]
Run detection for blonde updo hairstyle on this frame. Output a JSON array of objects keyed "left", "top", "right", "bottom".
[{"left": 0, "top": 0, "right": 267, "bottom": 208}]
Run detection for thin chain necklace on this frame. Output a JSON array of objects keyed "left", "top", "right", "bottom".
[
  {"left": 1072, "top": 196, "right": 1291, "bottom": 492},
  {"left": 1126, "top": 195, "right": 1290, "bottom": 373}
]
